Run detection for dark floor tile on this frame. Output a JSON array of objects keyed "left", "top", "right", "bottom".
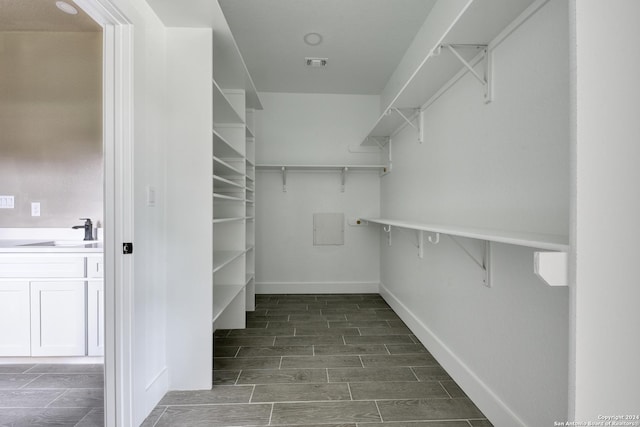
[
  {"left": 275, "top": 336, "right": 343, "bottom": 346},
  {"left": 229, "top": 327, "right": 294, "bottom": 336},
  {"left": 281, "top": 355, "right": 362, "bottom": 369},
  {"left": 289, "top": 314, "right": 347, "bottom": 321},
  {"left": 214, "top": 329, "right": 232, "bottom": 337},
  {"left": 386, "top": 344, "right": 429, "bottom": 354},
  {"left": 236, "top": 345, "right": 313, "bottom": 357},
  {"left": 252, "top": 383, "right": 351, "bottom": 402},
  {"left": 247, "top": 321, "right": 268, "bottom": 328},
  {"left": 0, "top": 365, "right": 35, "bottom": 374},
  {"left": 267, "top": 321, "right": 329, "bottom": 329},
  {"left": 360, "top": 354, "right": 439, "bottom": 368},
  {"left": 271, "top": 401, "right": 380, "bottom": 424},
  {"left": 359, "top": 422, "right": 471, "bottom": 427},
  {"left": 267, "top": 308, "right": 322, "bottom": 315},
  {"left": 270, "top": 424, "right": 355, "bottom": 427},
  {"left": 48, "top": 388, "right": 103, "bottom": 408},
  {"left": 0, "top": 389, "right": 64, "bottom": 407},
  {"left": 328, "top": 367, "right": 417, "bottom": 383},
  {"left": 359, "top": 327, "right": 412, "bottom": 336},
  {"left": 0, "top": 407, "right": 92, "bottom": 426},
  {"left": 237, "top": 368, "right": 327, "bottom": 384},
  {"left": 27, "top": 364, "right": 104, "bottom": 374},
  {"left": 349, "top": 381, "right": 448, "bottom": 400},
  {"left": 215, "top": 336, "right": 276, "bottom": 347},
  {"left": 314, "top": 344, "right": 388, "bottom": 356},
  {"left": 214, "top": 346, "right": 239, "bottom": 357},
  {"left": 246, "top": 314, "right": 289, "bottom": 321},
  {"left": 377, "top": 398, "right": 484, "bottom": 421},
  {"left": 214, "top": 357, "right": 280, "bottom": 370},
  {"left": 140, "top": 406, "right": 167, "bottom": 427},
  {"left": 412, "top": 367, "right": 452, "bottom": 381},
  {"left": 159, "top": 386, "right": 253, "bottom": 405},
  {"left": 75, "top": 407, "right": 105, "bottom": 426},
  {"left": 329, "top": 320, "right": 390, "bottom": 328},
  {"left": 23, "top": 374, "right": 104, "bottom": 389},
  {"left": 387, "top": 320, "right": 409, "bottom": 328},
  {"left": 295, "top": 327, "right": 360, "bottom": 336},
  {"left": 469, "top": 419, "right": 494, "bottom": 426},
  {"left": 0, "top": 374, "right": 40, "bottom": 389},
  {"left": 344, "top": 335, "right": 414, "bottom": 345},
  {"left": 357, "top": 301, "right": 391, "bottom": 308},
  {"left": 440, "top": 380, "right": 467, "bottom": 398},
  {"left": 212, "top": 370, "right": 239, "bottom": 385},
  {"left": 319, "top": 305, "right": 361, "bottom": 312},
  {"left": 155, "top": 403, "right": 271, "bottom": 427},
  {"left": 345, "top": 311, "right": 401, "bottom": 321}
]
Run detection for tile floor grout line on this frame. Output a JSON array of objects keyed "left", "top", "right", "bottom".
[
  {"left": 347, "top": 382, "right": 354, "bottom": 401},
  {"left": 267, "top": 402, "right": 274, "bottom": 426},
  {"left": 373, "top": 399, "right": 384, "bottom": 423},
  {"left": 22, "top": 364, "right": 38, "bottom": 374},
  {"left": 19, "top": 373, "right": 44, "bottom": 389},
  {"left": 358, "top": 355, "right": 365, "bottom": 368},
  {"left": 439, "top": 380, "right": 454, "bottom": 398},
  {"left": 410, "top": 366, "right": 421, "bottom": 382},
  {"left": 151, "top": 406, "right": 168, "bottom": 427},
  {"left": 44, "top": 387, "right": 70, "bottom": 408},
  {"left": 72, "top": 406, "right": 97, "bottom": 426},
  {"left": 248, "top": 384, "right": 256, "bottom": 403},
  {"left": 234, "top": 370, "right": 242, "bottom": 385}
]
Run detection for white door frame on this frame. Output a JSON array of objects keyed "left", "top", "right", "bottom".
[{"left": 72, "top": 1, "right": 133, "bottom": 426}]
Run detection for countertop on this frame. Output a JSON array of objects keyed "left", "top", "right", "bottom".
[{"left": 0, "top": 240, "right": 103, "bottom": 254}]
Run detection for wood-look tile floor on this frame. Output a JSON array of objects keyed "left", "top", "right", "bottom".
[
  {"left": 0, "top": 363, "right": 104, "bottom": 426},
  {"left": 146, "top": 294, "right": 493, "bottom": 427}
]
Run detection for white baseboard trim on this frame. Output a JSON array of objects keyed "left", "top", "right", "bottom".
[
  {"left": 256, "top": 281, "right": 380, "bottom": 294},
  {"left": 144, "top": 367, "right": 168, "bottom": 421},
  {"left": 380, "top": 283, "right": 527, "bottom": 427}
]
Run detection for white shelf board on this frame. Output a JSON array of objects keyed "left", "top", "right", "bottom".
[
  {"left": 212, "top": 78, "right": 244, "bottom": 124},
  {"left": 213, "top": 193, "right": 244, "bottom": 202},
  {"left": 212, "top": 217, "right": 245, "bottom": 224},
  {"left": 213, "top": 250, "right": 245, "bottom": 274},
  {"left": 256, "top": 164, "right": 387, "bottom": 171},
  {"left": 362, "top": 218, "right": 569, "bottom": 252},
  {"left": 213, "top": 129, "right": 243, "bottom": 159},
  {"left": 245, "top": 175, "right": 254, "bottom": 182},
  {"left": 213, "top": 156, "right": 244, "bottom": 176},
  {"left": 361, "top": 0, "right": 540, "bottom": 145},
  {"left": 213, "top": 174, "right": 244, "bottom": 190},
  {"left": 212, "top": 283, "right": 246, "bottom": 323}
]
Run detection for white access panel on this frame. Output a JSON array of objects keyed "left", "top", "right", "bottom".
[
  {"left": 313, "top": 213, "right": 345, "bottom": 245},
  {"left": 30, "top": 281, "right": 86, "bottom": 356},
  {"left": 0, "top": 282, "right": 31, "bottom": 356}
]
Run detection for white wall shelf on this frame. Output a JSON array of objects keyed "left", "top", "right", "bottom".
[
  {"left": 213, "top": 156, "right": 244, "bottom": 176},
  {"left": 212, "top": 78, "right": 244, "bottom": 124},
  {"left": 213, "top": 193, "right": 244, "bottom": 202},
  {"left": 213, "top": 129, "right": 243, "bottom": 159},
  {"left": 212, "top": 217, "right": 245, "bottom": 224},
  {"left": 213, "top": 175, "right": 244, "bottom": 190},
  {"left": 212, "top": 283, "right": 246, "bottom": 324},
  {"left": 361, "top": 0, "right": 545, "bottom": 145},
  {"left": 361, "top": 218, "right": 568, "bottom": 252},
  {"left": 257, "top": 164, "right": 388, "bottom": 192},
  {"left": 212, "top": 250, "right": 245, "bottom": 274}
]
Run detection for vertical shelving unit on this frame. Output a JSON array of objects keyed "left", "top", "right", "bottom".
[{"left": 245, "top": 109, "right": 256, "bottom": 311}]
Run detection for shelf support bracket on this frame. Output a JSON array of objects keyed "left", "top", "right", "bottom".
[
  {"left": 341, "top": 167, "right": 348, "bottom": 192},
  {"left": 444, "top": 44, "right": 492, "bottom": 103},
  {"left": 383, "top": 225, "right": 392, "bottom": 246},
  {"left": 449, "top": 236, "right": 492, "bottom": 287},
  {"left": 281, "top": 166, "right": 287, "bottom": 192},
  {"left": 389, "top": 108, "right": 423, "bottom": 144},
  {"left": 417, "top": 230, "right": 424, "bottom": 258}
]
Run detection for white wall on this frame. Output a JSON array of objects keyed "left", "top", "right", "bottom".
[
  {"left": 256, "top": 93, "right": 381, "bottom": 293},
  {"left": 570, "top": 0, "right": 640, "bottom": 420},
  {"left": 165, "top": 28, "right": 213, "bottom": 390},
  {"left": 380, "top": 1, "right": 570, "bottom": 426}
]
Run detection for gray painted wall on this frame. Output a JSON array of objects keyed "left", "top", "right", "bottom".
[{"left": 0, "top": 31, "right": 102, "bottom": 228}]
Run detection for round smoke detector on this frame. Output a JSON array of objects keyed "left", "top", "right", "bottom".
[
  {"left": 303, "top": 33, "right": 323, "bottom": 46},
  {"left": 56, "top": 1, "right": 79, "bottom": 15}
]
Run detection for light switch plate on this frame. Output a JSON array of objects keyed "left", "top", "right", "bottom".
[
  {"left": 31, "top": 202, "right": 41, "bottom": 217},
  {"left": 0, "top": 195, "right": 15, "bottom": 209}
]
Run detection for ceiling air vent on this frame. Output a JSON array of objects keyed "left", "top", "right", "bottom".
[{"left": 305, "top": 57, "right": 328, "bottom": 68}]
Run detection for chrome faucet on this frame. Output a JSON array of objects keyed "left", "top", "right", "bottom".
[{"left": 72, "top": 218, "right": 93, "bottom": 241}]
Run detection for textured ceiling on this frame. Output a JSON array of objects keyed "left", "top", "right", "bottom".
[
  {"left": 219, "top": 0, "right": 437, "bottom": 95},
  {"left": 0, "top": 0, "right": 101, "bottom": 32}
]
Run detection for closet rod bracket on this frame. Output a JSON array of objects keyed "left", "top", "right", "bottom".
[
  {"left": 443, "top": 44, "right": 493, "bottom": 103},
  {"left": 388, "top": 108, "right": 423, "bottom": 143}
]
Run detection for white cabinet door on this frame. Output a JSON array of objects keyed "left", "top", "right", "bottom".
[
  {"left": 0, "top": 282, "right": 31, "bottom": 356},
  {"left": 30, "top": 281, "right": 86, "bottom": 356},
  {"left": 87, "top": 280, "right": 104, "bottom": 356}
]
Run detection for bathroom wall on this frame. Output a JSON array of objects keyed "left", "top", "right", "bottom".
[{"left": 0, "top": 31, "right": 102, "bottom": 229}]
